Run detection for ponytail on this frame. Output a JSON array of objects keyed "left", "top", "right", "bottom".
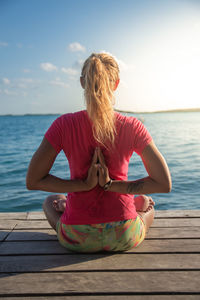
[{"left": 81, "top": 53, "right": 119, "bottom": 147}]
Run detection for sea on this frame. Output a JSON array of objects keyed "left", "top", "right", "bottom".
[{"left": 0, "top": 112, "right": 200, "bottom": 212}]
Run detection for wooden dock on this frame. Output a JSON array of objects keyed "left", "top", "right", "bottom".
[{"left": 0, "top": 210, "right": 200, "bottom": 299}]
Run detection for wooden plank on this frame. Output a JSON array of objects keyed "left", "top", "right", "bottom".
[
  {"left": 0, "top": 271, "right": 199, "bottom": 294},
  {"left": 27, "top": 211, "right": 46, "bottom": 220},
  {"left": 14, "top": 218, "right": 200, "bottom": 230},
  {"left": 1, "top": 296, "right": 200, "bottom": 300},
  {"left": 4, "top": 226, "right": 200, "bottom": 241},
  {"left": 0, "top": 253, "right": 199, "bottom": 273},
  {"left": 129, "top": 239, "right": 200, "bottom": 253},
  {"left": 28, "top": 210, "right": 200, "bottom": 220},
  {"left": 0, "top": 231, "right": 11, "bottom": 242},
  {"left": 26, "top": 210, "right": 200, "bottom": 219},
  {"left": 0, "top": 220, "right": 18, "bottom": 230},
  {"left": 15, "top": 220, "right": 51, "bottom": 229},
  {"left": 13, "top": 218, "right": 200, "bottom": 230},
  {"left": 2, "top": 296, "right": 200, "bottom": 300},
  {"left": 152, "top": 218, "right": 200, "bottom": 227},
  {"left": 0, "top": 210, "right": 199, "bottom": 221},
  {"left": 147, "top": 227, "right": 200, "bottom": 238},
  {"left": 0, "top": 240, "right": 67, "bottom": 255},
  {"left": 155, "top": 210, "right": 200, "bottom": 218},
  {"left": 0, "top": 212, "right": 27, "bottom": 220},
  {"left": 1, "top": 239, "right": 200, "bottom": 255},
  {"left": 6, "top": 229, "right": 57, "bottom": 241}
]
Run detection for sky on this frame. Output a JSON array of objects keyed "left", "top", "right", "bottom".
[{"left": 0, "top": 0, "right": 200, "bottom": 114}]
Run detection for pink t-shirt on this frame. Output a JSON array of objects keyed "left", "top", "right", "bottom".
[{"left": 45, "top": 110, "right": 152, "bottom": 224}]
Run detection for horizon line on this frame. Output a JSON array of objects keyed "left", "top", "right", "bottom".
[{"left": 0, "top": 107, "right": 200, "bottom": 116}]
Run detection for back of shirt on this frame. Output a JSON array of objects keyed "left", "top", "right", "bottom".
[{"left": 45, "top": 110, "right": 152, "bottom": 224}]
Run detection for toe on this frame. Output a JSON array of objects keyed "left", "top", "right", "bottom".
[
  {"left": 53, "top": 200, "right": 59, "bottom": 210},
  {"left": 149, "top": 198, "right": 155, "bottom": 206}
]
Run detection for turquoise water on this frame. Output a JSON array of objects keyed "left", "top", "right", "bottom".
[{"left": 0, "top": 112, "right": 200, "bottom": 212}]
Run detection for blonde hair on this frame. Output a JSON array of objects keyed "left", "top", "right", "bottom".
[{"left": 81, "top": 53, "right": 119, "bottom": 147}]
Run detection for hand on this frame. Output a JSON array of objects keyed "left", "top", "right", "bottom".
[
  {"left": 84, "top": 148, "right": 99, "bottom": 190},
  {"left": 97, "top": 148, "right": 110, "bottom": 187}
]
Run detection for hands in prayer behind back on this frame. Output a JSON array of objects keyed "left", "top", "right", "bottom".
[{"left": 84, "top": 147, "right": 111, "bottom": 190}]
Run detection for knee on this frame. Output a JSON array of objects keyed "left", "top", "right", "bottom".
[
  {"left": 135, "top": 195, "right": 148, "bottom": 211},
  {"left": 43, "top": 195, "right": 54, "bottom": 210},
  {"left": 42, "top": 194, "right": 66, "bottom": 210}
]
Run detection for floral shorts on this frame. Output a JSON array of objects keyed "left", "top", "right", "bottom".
[{"left": 56, "top": 215, "right": 146, "bottom": 253}]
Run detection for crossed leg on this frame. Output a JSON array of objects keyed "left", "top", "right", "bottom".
[
  {"left": 134, "top": 195, "right": 155, "bottom": 233},
  {"left": 42, "top": 194, "right": 67, "bottom": 231},
  {"left": 43, "top": 193, "right": 155, "bottom": 234}
]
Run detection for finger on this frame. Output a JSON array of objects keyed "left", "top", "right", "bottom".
[
  {"left": 93, "top": 164, "right": 99, "bottom": 176},
  {"left": 146, "top": 205, "right": 153, "bottom": 212},
  {"left": 53, "top": 200, "right": 57, "bottom": 208},
  {"left": 92, "top": 148, "right": 98, "bottom": 164},
  {"left": 97, "top": 147, "right": 106, "bottom": 166},
  {"left": 98, "top": 164, "right": 104, "bottom": 175}
]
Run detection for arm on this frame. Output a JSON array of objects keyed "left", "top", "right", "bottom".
[
  {"left": 98, "top": 141, "right": 172, "bottom": 194},
  {"left": 26, "top": 138, "right": 98, "bottom": 193}
]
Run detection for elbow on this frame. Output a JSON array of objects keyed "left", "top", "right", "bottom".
[
  {"left": 26, "top": 177, "right": 37, "bottom": 190},
  {"left": 163, "top": 177, "right": 172, "bottom": 193},
  {"left": 26, "top": 181, "right": 35, "bottom": 191}
]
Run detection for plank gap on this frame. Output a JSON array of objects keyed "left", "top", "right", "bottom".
[
  {"left": 152, "top": 226, "right": 200, "bottom": 228},
  {"left": 155, "top": 217, "right": 200, "bottom": 219},
  {"left": 1, "top": 251, "right": 200, "bottom": 256},
  {"left": 0, "top": 291, "right": 200, "bottom": 297},
  {"left": 2, "top": 237, "right": 200, "bottom": 242},
  {"left": 1, "top": 268, "right": 200, "bottom": 274},
  {"left": 1, "top": 224, "right": 17, "bottom": 243},
  {"left": 9, "top": 226, "right": 200, "bottom": 230}
]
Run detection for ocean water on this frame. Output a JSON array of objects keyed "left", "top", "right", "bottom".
[{"left": 0, "top": 112, "right": 200, "bottom": 212}]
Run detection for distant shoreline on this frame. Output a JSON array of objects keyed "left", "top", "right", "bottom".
[
  {"left": 115, "top": 107, "right": 200, "bottom": 114},
  {"left": 0, "top": 107, "right": 200, "bottom": 116}
]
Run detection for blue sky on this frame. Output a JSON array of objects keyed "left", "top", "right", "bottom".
[{"left": 0, "top": 0, "right": 200, "bottom": 114}]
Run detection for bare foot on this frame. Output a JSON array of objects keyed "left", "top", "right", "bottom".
[
  {"left": 148, "top": 197, "right": 155, "bottom": 206},
  {"left": 144, "top": 197, "right": 155, "bottom": 212},
  {"left": 135, "top": 195, "right": 155, "bottom": 212},
  {"left": 53, "top": 199, "right": 66, "bottom": 212}
]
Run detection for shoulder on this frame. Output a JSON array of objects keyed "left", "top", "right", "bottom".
[
  {"left": 61, "top": 110, "right": 86, "bottom": 120},
  {"left": 115, "top": 112, "right": 141, "bottom": 128},
  {"left": 55, "top": 110, "right": 86, "bottom": 125}
]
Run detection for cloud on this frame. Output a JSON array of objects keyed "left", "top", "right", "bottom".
[
  {"left": 17, "top": 43, "right": 23, "bottom": 48},
  {"left": 17, "top": 78, "right": 34, "bottom": 88},
  {"left": 2, "top": 78, "right": 10, "bottom": 85},
  {"left": 0, "top": 42, "right": 8, "bottom": 47},
  {"left": 20, "top": 78, "right": 33, "bottom": 83},
  {"left": 61, "top": 67, "right": 78, "bottom": 76},
  {"left": 1, "top": 78, "right": 36, "bottom": 96},
  {"left": 18, "top": 83, "right": 26, "bottom": 89},
  {"left": 40, "top": 62, "right": 57, "bottom": 72},
  {"left": 68, "top": 42, "right": 86, "bottom": 52},
  {"left": 15, "top": 78, "right": 36, "bottom": 89},
  {"left": 4, "top": 89, "right": 17, "bottom": 96},
  {"left": 23, "top": 69, "right": 31, "bottom": 73},
  {"left": 50, "top": 78, "right": 68, "bottom": 88}
]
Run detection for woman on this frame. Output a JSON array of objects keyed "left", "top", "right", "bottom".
[{"left": 26, "top": 53, "right": 171, "bottom": 253}]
